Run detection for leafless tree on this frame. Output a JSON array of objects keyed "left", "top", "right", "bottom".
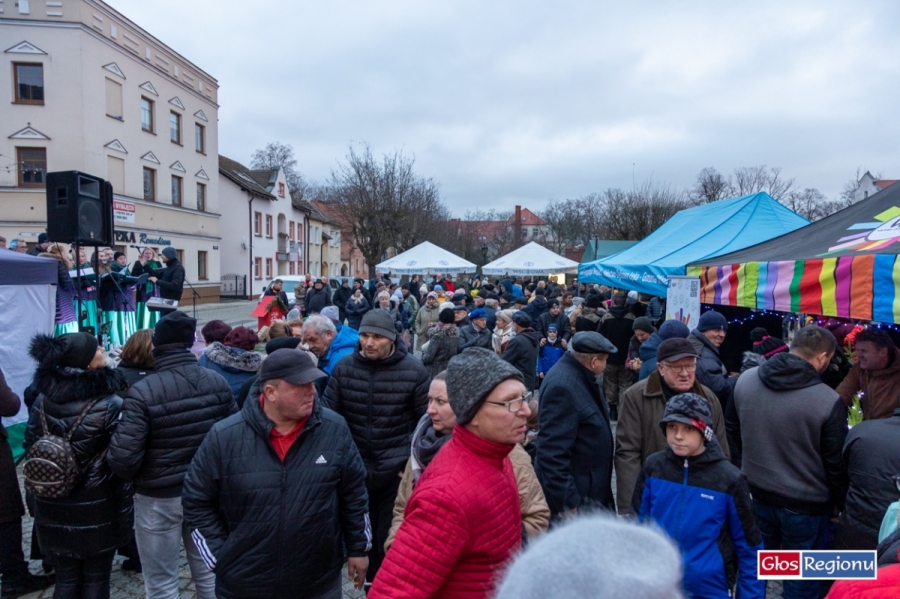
[
  {"left": 690, "top": 167, "right": 733, "bottom": 204},
  {"left": 250, "top": 141, "right": 309, "bottom": 201},
  {"left": 732, "top": 165, "right": 794, "bottom": 200},
  {"left": 602, "top": 183, "right": 689, "bottom": 240},
  {"left": 541, "top": 199, "right": 581, "bottom": 253}
]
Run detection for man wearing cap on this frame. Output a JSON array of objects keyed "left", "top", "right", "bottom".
[
  {"left": 370, "top": 348, "right": 531, "bottom": 599},
  {"left": 300, "top": 314, "right": 359, "bottom": 395},
  {"left": 615, "top": 337, "right": 729, "bottom": 516},
  {"left": 535, "top": 331, "right": 618, "bottom": 518},
  {"left": 26, "top": 232, "right": 50, "bottom": 256},
  {"left": 305, "top": 278, "right": 332, "bottom": 315},
  {"left": 147, "top": 246, "right": 185, "bottom": 301},
  {"left": 183, "top": 350, "right": 371, "bottom": 599},
  {"left": 689, "top": 310, "right": 735, "bottom": 411},
  {"left": 501, "top": 312, "right": 541, "bottom": 391},
  {"left": 458, "top": 308, "right": 493, "bottom": 352},
  {"left": 322, "top": 309, "right": 431, "bottom": 585},
  {"left": 108, "top": 311, "right": 235, "bottom": 599},
  {"left": 536, "top": 299, "right": 572, "bottom": 349}
]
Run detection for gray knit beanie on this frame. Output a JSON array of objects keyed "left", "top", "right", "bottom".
[
  {"left": 495, "top": 514, "right": 683, "bottom": 599},
  {"left": 446, "top": 347, "right": 523, "bottom": 425},
  {"left": 358, "top": 309, "right": 397, "bottom": 341}
]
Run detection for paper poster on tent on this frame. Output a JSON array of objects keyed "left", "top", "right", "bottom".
[{"left": 666, "top": 276, "right": 701, "bottom": 328}]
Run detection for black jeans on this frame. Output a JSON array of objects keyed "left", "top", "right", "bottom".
[
  {"left": 52, "top": 551, "right": 114, "bottom": 599},
  {"left": 0, "top": 518, "right": 29, "bottom": 591},
  {"left": 365, "top": 476, "right": 402, "bottom": 584}
]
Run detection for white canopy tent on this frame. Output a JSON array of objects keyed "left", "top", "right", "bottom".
[
  {"left": 376, "top": 241, "right": 476, "bottom": 275},
  {"left": 482, "top": 242, "right": 579, "bottom": 276}
]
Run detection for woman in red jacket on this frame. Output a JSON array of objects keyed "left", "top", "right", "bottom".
[{"left": 370, "top": 347, "right": 531, "bottom": 599}]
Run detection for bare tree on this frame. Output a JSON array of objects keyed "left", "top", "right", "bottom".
[
  {"left": 781, "top": 188, "right": 850, "bottom": 221},
  {"left": 541, "top": 199, "right": 580, "bottom": 253},
  {"left": 690, "top": 167, "right": 733, "bottom": 204},
  {"left": 732, "top": 165, "right": 794, "bottom": 200},
  {"left": 250, "top": 141, "right": 309, "bottom": 201},
  {"left": 602, "top": 183, "right": 689, "bottom": 240}
]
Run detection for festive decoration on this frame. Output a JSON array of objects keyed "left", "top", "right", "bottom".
[
  {"left": 251, "top": 297, "right": 288, "bottom": 330},
  {"left": 848, "top": 393, "right": 864, "bottom": 428}
]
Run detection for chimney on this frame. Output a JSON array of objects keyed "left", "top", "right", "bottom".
[{"left": 514, "top": 205, "right": 522, "bottom": 246}]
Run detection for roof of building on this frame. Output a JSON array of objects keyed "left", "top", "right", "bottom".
[
  {"left": 875, "top": 180, "right": 898, "bottom": 190},
  {"left": 218, "top": 156, "right": 275, "bottom": 200},
  {"left": 310, "top": 201, "right": 343, "bottom": 228},
  {"left": 510, "top": 208, "right": 546, "bottom": 226},
  {"left": 248, "top": 169, "right": 278, "bottom": 192}
]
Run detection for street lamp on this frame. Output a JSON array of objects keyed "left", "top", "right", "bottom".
[{"left": 481, "top": 244, "right": 488, "bottom": 267}]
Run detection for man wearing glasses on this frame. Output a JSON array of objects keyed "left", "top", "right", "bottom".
[
  {"left": 534, "top": 331, "right": 619, "bottom": 519},
  {"left": 614, "top": 337, "right": 729, "bottom": 517},
  {"left": 370, "top": 348, "right": 534, "bottom": 599}
]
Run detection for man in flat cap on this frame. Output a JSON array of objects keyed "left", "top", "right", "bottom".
[
  {"left": 614, "top": 337, "right": 729, "bottom": 516},
  {"left": 535, "top": 331, "right": 618, "bottom": 518},
  {"left": 183, "top": 350, "right": 371, "bottom": 599}
]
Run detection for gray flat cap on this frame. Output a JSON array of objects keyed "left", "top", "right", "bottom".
[{"left": 570, "top": 331, "right": 618, "bottom": 354}]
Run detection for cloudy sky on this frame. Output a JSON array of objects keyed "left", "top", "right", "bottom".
[{"left": 114, "top": 0, "right": 900, "bottom": 216}]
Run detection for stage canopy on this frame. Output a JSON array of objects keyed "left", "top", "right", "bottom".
[
  {"left": 578, "top": 192, "right": 809, "bottom": 296},
  {"left": 482, "top": 241, "right": 579, "bottom": 276},
  {"left": 690, "top": 182, "right": 900, "bottom": 323},
  {"left": 376, "top": 241, "right": 476, "bottom": 275}
]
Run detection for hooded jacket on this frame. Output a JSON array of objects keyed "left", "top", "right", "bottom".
[
  {"left": 634, "top": 441, "right": 764, "bottom": 599},
  {"left": 319, "top": 325, "right": 359, "bottom": 377},
  {"left": 731, "top": 352, "right": 848, "bottom": 515},
  {"left": 690, "top": 329, "right": 736, "bottom": 410},
  {"left": 108, "top": 347, "right": 237, "bottom": 497},
  {"left": 638, "top": 332, "right": 663, "bottom": 380},
  {"left": 501, "top": 328, "right": 540, "bottom": 391},
  {"left": 182, "top": 388, "right": 371, "bottom": 599},
  {"left": 836, "top": 348, "right": 900, "bottom": 421},
  {"left": 524, "top": 295, "right": 548, "bottom": 322},
  {"left": 24, "top": 340, "right": 133, "bottom": 559},
  {"left": 321, "top": 340, "right": 431, "bottom": 490},
  {"left": 198, "top": 342, "right": 263, "bottom": 400}
]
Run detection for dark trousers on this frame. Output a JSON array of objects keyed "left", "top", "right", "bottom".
[
  {"left": 0, "top": 518, "right": 29, "bottom": 591},
  {"left": 52, "top": 550, "right": 114, "bottom": 599},
  {"left": 365, "top": 476, "right": 402, "bottom": 584},
  {"left": 754, "top": 500, "right": 830, "bottom": 599}
]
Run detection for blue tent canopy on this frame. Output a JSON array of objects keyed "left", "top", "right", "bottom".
[{"left": 578, "top": 192, "right": 810, "bottom": 296}]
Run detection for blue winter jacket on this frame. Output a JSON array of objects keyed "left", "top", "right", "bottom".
[
  {"left": 638, "top": 332, "right": 663, "bottom": 380},
  {"left": 198, "top": 343, "right": 263, "bottom": 401},
  {"left": 634, "top": 440, "right": 765, "bottom": 599},
  {"left": 315, "top": 325, "right": 359, "bottom": 395},
  {"left": 538, "top": 342, "right": 565, "bottom": 376}
]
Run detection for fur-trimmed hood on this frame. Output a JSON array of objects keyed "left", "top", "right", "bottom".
[
  {"left": 741, "top": 351, "right": 767, "bottom": 373},
  {"left": 29, "top": 336, "right": 125, "bottom": 404},
  {"left": 203, "top": 341, "right": 262, "bottom": 373}
]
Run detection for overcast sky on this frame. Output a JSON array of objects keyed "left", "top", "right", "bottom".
[{"left": 114, "top": 0, "right": 900, "bottom": 216}]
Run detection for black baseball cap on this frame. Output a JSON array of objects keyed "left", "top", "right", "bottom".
[{"left": 259, "top": 349, "right": 325, "bottom": 385}]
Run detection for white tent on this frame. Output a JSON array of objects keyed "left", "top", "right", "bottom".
[
  {"left": 376, "top": 241, "right": 476, "bottom": 275},
  {"left": 482, "top": 241, "right": 579, "bottom": 276},
  {"left": 0, "top": 251, "right": 57, "bottom": 460}
]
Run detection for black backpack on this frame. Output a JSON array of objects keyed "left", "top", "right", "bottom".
[{"left": 23, "top": 397, "right": 100, "bottom": 498}]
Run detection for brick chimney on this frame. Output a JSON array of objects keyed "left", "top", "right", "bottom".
[{"left": 514, "top": 205, "right": 522, "bottom": 245}]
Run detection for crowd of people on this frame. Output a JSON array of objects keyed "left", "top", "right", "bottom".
[{"left": 4, "top": 263, "right": 900, "bottom": 599}]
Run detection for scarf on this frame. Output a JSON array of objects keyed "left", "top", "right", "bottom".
[{"left": 410, "top": 414, "right": 451, "bottom": 483}]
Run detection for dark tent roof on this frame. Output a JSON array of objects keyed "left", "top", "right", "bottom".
[
  {"left": 0, "top": 250, "right": 57, "bottom": 285},
  {"left": 694, "top": 183, "right": 900, "bottom": 266}
]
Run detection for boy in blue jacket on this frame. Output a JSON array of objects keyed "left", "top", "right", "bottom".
[
  {"left": 633, "top": 393, "right": 765, "bottom": 599},
  {"left": 538, "top": 324, "right": 565, "bottom": 382}
]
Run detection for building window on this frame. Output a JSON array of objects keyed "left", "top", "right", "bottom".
[
  {"left": 297, "top": 222, "right": 303, "bottom": 240},
  {"left": 278, "top": 182, "right": 285, "bottom": 198},
  {"left": 17, "top": 147, "right": 46, "bottom": 187},
  {"left": 175, "top": 249, "right": 184, "bottom": 264},
  {"left": 265, "top": 215, "right": 273, "bottom": 238},
  {"left": 532, "top": 228, "right": 539, "bottom": 238},
  {"left": 289, "top": 261, "right": 295, "bottom": 275},
  {"left": 169, "top": 111, "right": 181, "bottom": 144},
  {"left": 141, "top": 97, "right": 154, "bottom": 132},
  {"left": 288, "top": 220, "right": 295, "bottom": 241},
  {"left": 254, "top": 211, "right": 262, "bottom": 236},
  {"left": 107, "top": 155, "right": 125, "bottom": 192},
  {"left": 254, "top": 257, "right": 262, "bottom": 279},
  {"left": 196, "top": 182, "right": 206, "bottom": 212},
  {"left": 265, "top": 258, "right": 273, "bottom": 279},
  {"left": 171, "top": 175, "right": 182, "bottom": 206},
  {"left": 197, "top": 251, "right": 208, "bottom": 280},
  {"left": 13, "top": 63, "right": 44, "bottom": 104},
  {"left": 105, "top": 78, "right": 123, "bottom": 120},
  {"left": 195, "top": 123, "right": 205, "bottom": 154},
  {"left": 143, "top": 167, "right": 156, "bottom": 200}
]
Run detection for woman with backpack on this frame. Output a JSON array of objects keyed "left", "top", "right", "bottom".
[{"left": 24, "top": 332, "right": 133, "bottom": 599}]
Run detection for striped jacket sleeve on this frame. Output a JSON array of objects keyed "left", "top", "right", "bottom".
[
  {"left": 181, "top": 428, "right": 227, "bottom": 571},
  {"left": 337, "top": 421, "right": 372, "bottom": 557}
]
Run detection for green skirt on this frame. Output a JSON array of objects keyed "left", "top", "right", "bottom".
[
  {"left": 101, "top": 311, "right": 137, "bottom": 350},
  {"left": 54, "top": 322, "right": 79, "bottom": 336},
  {"left": 136, "top": 302, "right": 161, "bottom": 330},
  {"left": 76, "top": 298, "right": 100, "bottom": 335}
]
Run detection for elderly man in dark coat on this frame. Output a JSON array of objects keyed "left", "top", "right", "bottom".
[{"left": 534, "top": 331, "right": 618, "bottom": 518}]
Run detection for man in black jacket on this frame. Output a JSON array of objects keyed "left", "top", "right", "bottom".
[
  {"left": 457, "top": 308, "right": 493, "bottom": 352},
  {"left": 598, "top": 293, "right": 635, "bottom": 421},
  {"left": 688, "top": 310, "right": 735, "bottom": 412},
  {"left": 147, "top": 247, "right": 185, "bottom": 301},
  {"left": 305, "top": 278, "right": 332, "bottom": 315},
  {"left": 183, "top": 350, "right": 370, "bottom": 599},
  {"left": 536, "top": 300, "right": 571, "bottom": 348},
  {"left": 321, "top": 309, "right": 430, "bottom": 585},
  {"left": 534, "top": 331, "right": 618, "bottom": 518},
  {"left": 108, "top": 312, "right": 235, "bottom": 599},
  {"left": 502, "top": 312, "right": 541, "bottom": 391}
]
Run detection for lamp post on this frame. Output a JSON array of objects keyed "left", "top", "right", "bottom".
[{"left": 479, "top": 245, "right": 488, "bottom": 277}]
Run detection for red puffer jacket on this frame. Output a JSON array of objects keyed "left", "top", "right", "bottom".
[{"left": 370, "top": 425, "right": 521, "bottom": 599}]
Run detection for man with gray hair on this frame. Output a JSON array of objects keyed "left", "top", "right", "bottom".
[
  {"left": 300, "top": 314, "right": 358, "bottom": 394},
  {"left": 535, "top": 331, "right": 618, "bottom": 518}
]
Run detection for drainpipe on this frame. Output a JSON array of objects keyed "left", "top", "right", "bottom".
[{"left": 248, "top": 195, "right": 253, "bottom": 300}]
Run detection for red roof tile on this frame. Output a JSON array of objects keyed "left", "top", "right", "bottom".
[{"left": 875, "top": 180, "right": 899, "bottom": 190}]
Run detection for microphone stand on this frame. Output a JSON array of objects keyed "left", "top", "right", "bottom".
[
  {"left": 73, "top": 241, "right": 84, "bottom": 335},
  {"left": 92, "top": 249, "right": 105, "bottom": 348},
  {"left": 183, "top": 276, "right": 200, "bottom": 321}
]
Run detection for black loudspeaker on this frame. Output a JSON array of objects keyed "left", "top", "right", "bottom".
[{"left": 46, "top": 171, "right": 114, "bottom": 246}]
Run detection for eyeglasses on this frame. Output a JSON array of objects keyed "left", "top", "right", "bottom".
[
  {"left": 485, "top": 392, "right": 534, "bottom": 413},
  {"left": 661, "top": 363, "right": 697, "bottom": 373}
]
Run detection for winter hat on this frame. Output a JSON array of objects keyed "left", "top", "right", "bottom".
[
  {"left": 446, "top": 347, "right": 524, "bottom": 425},
  {"left": 547, "top": 299, "right": 560, "bottom": 308},
  {"left": 469, "top": 308, "right": 488, "bottom": 320},
  {"left": 30, "top": 332, "right": 99, "bottom": 370},
  {"left": 658, "top": 393, "right": 716, "bottom": 443},
  {"left": 547, "top": 323, "right": 559, "bottom": 335},
  {"left": 632, "top": 316, "right": 656, "bottom": 334},
  {"left": 113, "top": 251, "right": 125, "bottom": 261},
  {"left": 37, "top": 232, "right": 49, "bottom": 244},
  {"left": 494, "top": 514, "right": 682, "bottom": 599},
  {"left": 420, "top": 284, "right": 429, "bottom": 295},
  {"left": 160, "top": 247, "right": 177, "bottom": 260},
  {"left": 658, "top": 319, "right": 690, "bottom": 341},
  {"left": 513, "top": 296, "right": 529, "bottom": 308},
  {"left": 434, "top": 284, "right": 443, "bottom": 292},
  {"left": 439, "top": 301, "right": 455, "bottom": 313},
  {"left": 512, "top": 311, "right": 532, "bottom": 328},
  {"left": 439, "top": 308, "right": 455, "bottom": 324},
  {"left": 153, "top": 311, "right": 196, "bottom": 346},
  {"left": 358, "top": 309, "right": 397, "bottom": 341},
  {"left": 321, "top": 306, "right": 340, "bottom": 325},
  {"left": 697, "top": 310, "right": 728, "bottom": 332},
  {"left": 453, "top": 304, "right": 468, "bottom": 313},
  {"left": 426, "top": 291, "right": 438, "bottom": 300},
  {"left": 585, "top": 294, "right": 603, "bottom": 309},
  {"left": 750, "top": 327, "right": 789, "bottom": 358},
  {"left": 265, "top": 336, "right": 301, "bottom": 354},
  {"left": 656, "top": 338, "right": 698, "bottom": 363},
  {"left": 534, "top": 288, "right": 545, "bottom": 297}
]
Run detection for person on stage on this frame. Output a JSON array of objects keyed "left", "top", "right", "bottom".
[
  {"left": 40, "top": 243, "right": 79, "bottom": 336},
  {"left": 132, "top": 247, "right": 162, "bottom": 329},
  {"left": 72, "top": 246, "right": 100, "bottom": 335},
  {"left": 148, "top": 247, "right": 185, "bottom": 302},
  {"left": 98, "top": 249, "right": 137, "bottom": 349}
]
